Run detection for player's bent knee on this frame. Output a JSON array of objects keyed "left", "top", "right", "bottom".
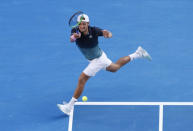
[
  {"left": 106, "top": 63, "right": 120, "bottom": 73},
  {"left": 106, "top": 67, "right": 119, "bottom": 73},
  {"left": 110, "top": 68, "right": 118, "bottom": 73},
  {"left": 78, "top": 73, "right": 90, "bottom": 84},
  {"left": 78, "top": 77, "right": 86, "bottom": 83}
]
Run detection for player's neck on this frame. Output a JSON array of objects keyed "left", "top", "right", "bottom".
[{"left": 82, "top": 28, "right": 89, "bottom": 35}]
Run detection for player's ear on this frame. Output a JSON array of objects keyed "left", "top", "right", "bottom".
[{"left": 87, "top": 22, "right": 90, "bottom": 26}]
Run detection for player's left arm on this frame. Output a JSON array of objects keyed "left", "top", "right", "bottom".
[{"left": 102, "top": 30, "right": 112, "bottom": 38}]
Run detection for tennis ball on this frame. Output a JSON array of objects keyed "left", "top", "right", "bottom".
[{"left": 82, "top": 96, "right": 88, "bottom": 102}]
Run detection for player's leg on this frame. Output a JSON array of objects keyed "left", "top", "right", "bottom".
[
  {"left": 106, "top": 56, "right": 131, "bottom": 72},
  {"left": 106, "top": 46, "right": 152, "bottom": 72},
  {"left": 73, "top": 72, "right": 90, "bottom": 99},
  {"left": 57, "top": 72, "right": 90, "bottom": 115},
  {"left": 57, "top": 61, "right": 100, "bottom": 115},
  {"left": 68, "top": 72, "right": 90, "bottom": 108}
]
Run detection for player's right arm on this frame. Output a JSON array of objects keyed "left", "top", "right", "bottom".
[
  {"left": 70, "top": 28, "right": 81, "bottom": 42},
  {"left": 70, "top": 33, "right": 81, "bottom": 42}
]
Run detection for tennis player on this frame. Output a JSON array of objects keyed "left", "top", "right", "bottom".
[{"left": 57, "top": 14, "right": 152, "bottom": 115}]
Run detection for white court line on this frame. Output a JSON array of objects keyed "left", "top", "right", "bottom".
[
  {"left": 68, "top": 106, "right": 74, "bottom": 131},
  {"left": 75, "top": 102, "right": 193, "bottom": 105},
  {"left": 68, "top": 102, "right": 193, "bottom": 131},
  {"left": 159, "top": 104, "right": 164, "bottom": 131}
]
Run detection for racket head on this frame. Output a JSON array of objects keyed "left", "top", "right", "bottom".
[{"left": 68, "top": 11, "right": 84, "bottom": 29}]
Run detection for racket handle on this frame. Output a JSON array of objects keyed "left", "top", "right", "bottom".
[{"left": 76, "top": 29, "right": 79, "bottom": 34}]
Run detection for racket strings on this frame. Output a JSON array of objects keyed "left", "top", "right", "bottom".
[{"left": 69, "top": 11, "right": 84, "bottom": 28}]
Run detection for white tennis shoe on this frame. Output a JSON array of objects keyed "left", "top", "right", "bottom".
[
  {"left": 136, "top": 46, "right": 152, "bottom": 61},
  {"left": 57, "top": 103, "right": 72, "bottom": 115}
]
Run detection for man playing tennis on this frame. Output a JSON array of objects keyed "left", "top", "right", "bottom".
[{"left": 57, "top": 14, "right": 152, "bottom": 115}]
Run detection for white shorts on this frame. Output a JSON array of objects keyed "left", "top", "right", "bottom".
[{"left": 83, "top": 52, "right": 112, "bottom": 76}]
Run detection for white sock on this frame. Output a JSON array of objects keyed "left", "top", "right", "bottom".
[
  {"left": 129, "top": 52, "right": 141, "bottom": 61},
  {"left": 69, "top": 97, "right": 77, "bottom": 107}
]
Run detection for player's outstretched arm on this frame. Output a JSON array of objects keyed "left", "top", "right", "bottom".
[{"left": 102, "top": 30, "right": 112, "bottom": 38}]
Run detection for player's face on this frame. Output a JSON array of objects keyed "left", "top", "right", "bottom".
[{"left": 79, "top": 22, "right": 89, "bottom": 33}]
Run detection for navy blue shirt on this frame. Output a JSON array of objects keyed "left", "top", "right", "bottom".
[{"left": 71, "top": 26, "right": 104, "bottom": 60}]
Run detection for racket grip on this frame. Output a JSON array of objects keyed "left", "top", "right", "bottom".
[{"left": 76, "top": 30, "right": 79, "bottom": 34}]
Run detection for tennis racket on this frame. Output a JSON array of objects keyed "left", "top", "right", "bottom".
[{"left": 68, "top": 11, "right": 84, "bottom": 30}]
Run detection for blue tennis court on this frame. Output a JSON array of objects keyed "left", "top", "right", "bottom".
[
  {"left": 1, "top": 0, "right": 193, "bottom": 131},
  {"left": 73, "top": 104, "right": 159, "bottom": 131}
]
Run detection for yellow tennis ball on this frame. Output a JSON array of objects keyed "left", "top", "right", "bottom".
[{"left": 82, "top": 96, "right": 88, "bottom": 102}]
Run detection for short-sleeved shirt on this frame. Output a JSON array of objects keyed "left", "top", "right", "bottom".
[{"left": 71, "top": 26, "right": 103, "bottom": 60}]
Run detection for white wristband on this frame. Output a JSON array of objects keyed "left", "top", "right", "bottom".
[{"left": 71, "top": 35, "right": 76, "bottom": 41}]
